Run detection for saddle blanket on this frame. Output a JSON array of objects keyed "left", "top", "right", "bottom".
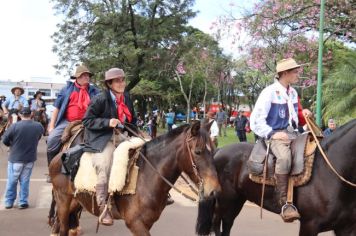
[{"left": 74, "top": 137, "right": 145, "bottom": 194}]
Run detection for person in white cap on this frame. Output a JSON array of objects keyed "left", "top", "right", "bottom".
[
  {"left": 250, "top": 58, "right": 312, "bottom": 222},
  {"left": 82, "top": 67, "right": 137, "bottom": 226},
  {"left": 46, "top": 65, "right": 100, "bottom": 182}
]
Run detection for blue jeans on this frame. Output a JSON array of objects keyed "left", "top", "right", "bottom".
[{"left": 5, "top": 162, "right": 34, "bottom": 207}]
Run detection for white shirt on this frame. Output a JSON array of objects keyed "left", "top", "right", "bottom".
[{"left": 210, "top": 119, "right": 219, "bottom": 137}]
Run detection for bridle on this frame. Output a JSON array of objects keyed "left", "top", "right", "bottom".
[{"left": 123, "top": 123, "right": 202, "bottom": 201}]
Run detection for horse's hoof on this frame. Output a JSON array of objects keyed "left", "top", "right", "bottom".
[{"left": 69, "top": 229, "right": 78, "bottom": 236}]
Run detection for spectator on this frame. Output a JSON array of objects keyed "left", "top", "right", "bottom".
[
  {"left": 323, "top": 119, "right": 336, "bottom": 137},
  {"left": 234, "top": 110, "right": 249, "bottom": 142},
  {"left": 136, "top": 116, "right": 144, "bottom": 130},
  {"left": 2, "top": 107, "right": 43, "bottom": 209},
  {"left": 206, "top": 111, "right": 219, "bottom": 148},
  {"left": 166, "top": 108, "right": 175, "bottom": 132},
  {"left": 216, "top": 108, "right": 227, "bottom": 137}
]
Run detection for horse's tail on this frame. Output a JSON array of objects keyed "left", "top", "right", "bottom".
[
  {"left": 48, "top": 190, "right": 56, "bottom": 227},
  {"left": 195, "top": 195, "right": 216, "bottom": 236}
]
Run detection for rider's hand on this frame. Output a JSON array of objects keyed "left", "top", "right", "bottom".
[
  {"left": 109, "top": 118, "right": 121, "bottom": 128},
  {"left": 271, "top": 132, "right": 289, "bottom": 140},
  {"left": 302, "top": 109, "right": 313, "bottom": 118}
]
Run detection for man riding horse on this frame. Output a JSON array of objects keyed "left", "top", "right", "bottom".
[
  {"left": 250, "top": 58, "right": 312, "bottom": 222},
  {"left": 1, "top": 86, "right": 29, "bottom": 126},
  {"left": 46, "top": 65, "right": 100, "bottom": 182},
  {"left": 30, "top": 91, "right": 47, "bottom": 129},
  {"left": 81, "top": 67, "right": 136, "bottom": 225}
]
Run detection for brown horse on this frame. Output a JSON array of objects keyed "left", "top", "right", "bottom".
[
  {"left": 196, "top": 119, "right": 356, "bottom": 236},
  {"left": 33, "top": 110, "right": 48, "bottom": 135},
  {"left": 49, "top": 121, "right": 221, "bottom": 236}
]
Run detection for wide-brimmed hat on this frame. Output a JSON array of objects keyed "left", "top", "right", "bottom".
[
  {"left": 0, "top": 95, "right": 6, "bottom": 98},
  {"left": 33, "top": 90, "right": 44, "bottom": 98},
  {"left": 276, "top": 58, "right": 302, "bottom": 73},
  {"left": 11, "top": 86, "right": 24, "bottom": 95},
  {"left": 20, "top": 107, "right": 31, "bottom": 115},
  {"left": 105, "top": 68, "right": 125, "bottom": 81},
  {"left": 70, "top": 65, "right": 93, "bottom": 79}
]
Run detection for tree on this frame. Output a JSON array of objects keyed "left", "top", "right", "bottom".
[
  {"left": 323, "top": 45, "right": 356, "bottom": 124},
  {"left": 51, "top": 0, "right": 196, "bottom": 90},
  {"left": 173, "top": 30, "right": 226, "bottom": 122}
]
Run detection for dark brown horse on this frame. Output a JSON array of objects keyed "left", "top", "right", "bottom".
[
  {"left": 196, "top": 119, "right": 356, "bottom": 236},
  {"left": 49, "top": 121, "right": 221, "bottom": 236}
]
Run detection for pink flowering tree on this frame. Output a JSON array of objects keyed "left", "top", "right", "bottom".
[{"left": 212, "top": 0, "right": 355, "bottom": 110}]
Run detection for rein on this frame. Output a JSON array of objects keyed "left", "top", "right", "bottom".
[
  {"left": 123, "top": 123, "right": 200, "bottom": 202},
  {"left": 305, "top": 116, "right": 356, "bottom": 187}
]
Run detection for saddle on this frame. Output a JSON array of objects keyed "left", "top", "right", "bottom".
[
  {"left": 61, "top": 120, "right": 83, "bottom": 145},
  {"left": 74, "top": 137, "right": 145, "bottom": 196},
  {"left": 248, "top": 132, "right": 317, "bottom": 186}
]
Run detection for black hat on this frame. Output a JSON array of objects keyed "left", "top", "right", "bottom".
[
  {"left": 33, "top": 90, "right": 44, "bottom": 99},
  {"left": 20, "top": 107, "right": 31, "bottom": 115}
]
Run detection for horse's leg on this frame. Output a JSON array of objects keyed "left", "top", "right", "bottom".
[
  {"left": 56, "top": 192, "right": 73, "bottom": 236},
  {"left": 334, "top": 223, "right": 356, "bottom": 236},
  {"left": 299, "top": 220, "right": 320, "bottom": 236},
  {"left": 212, "top": 212, "right": 222, "bottom": 236},
  {"left": 126, "top": 220, "right": 151, "bottom": 236},
  {"left": 68, "top": 200, "right": 82, "bottom": 236},
  {"left": 221, "top": 197, "right": 246, "bottom": 236}
]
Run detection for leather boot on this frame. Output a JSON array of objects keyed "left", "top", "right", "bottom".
[
  {"left": 47, "top": 151, "right": 57, "bottom": 167},
  {"left": 96, "top": 184, "right": 114, "bottom": 226},
  {"left": 275, "top": 174, "right": 300, "bottom": 222}
]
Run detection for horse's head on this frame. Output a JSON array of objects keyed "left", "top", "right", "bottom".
[{"left": 183, "top": 121, "right": 221, "bottom": 199}]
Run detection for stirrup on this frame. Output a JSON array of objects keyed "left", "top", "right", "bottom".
[
  {"left": 98, "top": 204, "right": 113, "bottom": 226},
  {"left": 281, "top": 203, "right": 300, "bottom": 222}
]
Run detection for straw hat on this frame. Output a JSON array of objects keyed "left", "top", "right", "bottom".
[
  {"left": 11, "top": 86, "right": 24, "bottom": 95},
  {"left": 105, "top": 68, "right": 125, "bottom": 81},
  {"left": 276, "top": 58, "right": 302, "bottom": 73},
  {"left": 70, "top": 65, "right": 93, "bottom": 79}
]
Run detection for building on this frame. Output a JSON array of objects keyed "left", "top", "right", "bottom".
[{"left": 0, "top": 78, "right": 65, "bottom": 101}]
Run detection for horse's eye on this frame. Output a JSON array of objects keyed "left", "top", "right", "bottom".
[{"left": 194, "top": 149, "right": 202, "bottom": 155}]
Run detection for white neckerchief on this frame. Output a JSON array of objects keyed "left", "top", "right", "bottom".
[{"left": 275, "top": 80, "right": 298, "bottom": 127}]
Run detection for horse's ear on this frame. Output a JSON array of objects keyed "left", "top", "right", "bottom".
[
  {"left": 202, "top": 120, "right": 214, "bottom": 132},
  {"left": 190, "top": 121, "right": 201, "bottom": 136}
]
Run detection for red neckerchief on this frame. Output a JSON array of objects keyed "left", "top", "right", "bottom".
[
  {"left": 74, "top": 81, "right": 90, "bottom": 110},
  {"left": 116, "top": 94, "right": 132, "bottom": 123}
]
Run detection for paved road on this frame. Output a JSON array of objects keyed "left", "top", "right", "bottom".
[{"left": 0, "top": 138, "right": 334, "bottom": 235}]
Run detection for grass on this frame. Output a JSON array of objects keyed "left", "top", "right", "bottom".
[{"left": 156, "top": 124, "right": 255, "bottom": 148}]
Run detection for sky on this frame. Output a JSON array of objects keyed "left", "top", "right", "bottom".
[{"left": 0, "top": 0, "right": 245, "bottom": 83}]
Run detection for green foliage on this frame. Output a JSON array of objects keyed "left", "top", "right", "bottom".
[
  {"left": 51, "top": 0, "right": 197, "bottom": 90},
  {"left": 323, "top": 45, "right": 356, "bottom": 124}
]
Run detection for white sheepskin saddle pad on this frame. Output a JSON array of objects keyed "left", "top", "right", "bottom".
[{"left": 74, "top": 137, "right": 145, "bottom": 194}]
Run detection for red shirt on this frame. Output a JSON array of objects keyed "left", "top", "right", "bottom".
[
  {"left": 65, "top": 91, "right": 87, "bottom": 121},
  {"left": 297, "top": 97, "right": 306, "bottom": 126}
]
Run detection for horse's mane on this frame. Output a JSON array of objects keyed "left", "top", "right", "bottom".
[
  {"left": 145, "top": 124, "right": 190, "bottom": 148},
  {"left": 321, "top": 118, "right": 356, "bottom": 149}
]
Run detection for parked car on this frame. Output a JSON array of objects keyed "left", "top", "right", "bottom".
[{"left": 175, "top": 113, "right": 186, "bottom": 121}]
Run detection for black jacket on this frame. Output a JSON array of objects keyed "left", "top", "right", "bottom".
[
  {"left": 82, "top": 90, "right": 136, "bottom": 153},
  {"left": 234, "top": 115, "right": 248, "bottom": 131}
]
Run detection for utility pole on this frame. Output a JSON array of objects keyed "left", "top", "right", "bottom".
[{"left": 316, "top": 0, "right": 325, "bottom": 126}]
